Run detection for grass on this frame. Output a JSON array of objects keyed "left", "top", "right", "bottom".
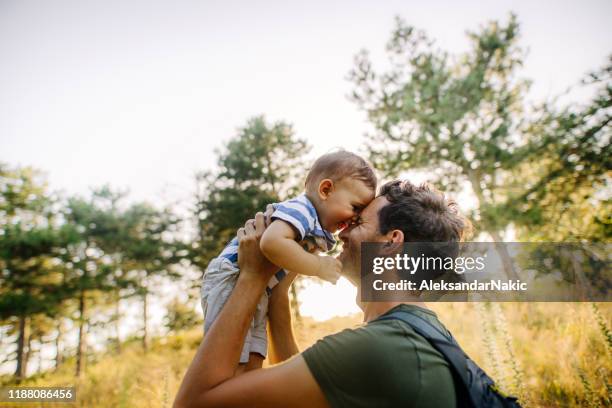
[{"left": 1, "top": 303, "right": 610, "bottom": 407}]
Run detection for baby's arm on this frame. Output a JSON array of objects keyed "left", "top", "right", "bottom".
[{"left": 260, "top": 220, "right": 340, "bottom": 283}]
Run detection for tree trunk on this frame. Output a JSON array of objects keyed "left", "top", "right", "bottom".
[
  {"left": 55, "top": 320, "right": 63, "bottom": 371},
  {"left": 567, "top": 247, "right": 590, "bottom": 300},
  {"left": 115, "top": 294, "right": 122, "bottom": 354},
  {"left": 76, "top": 291, "right": 87, "bottom": 378},
  {"left": 142, "top": 291, "right": 149, "bottom": 353},
  {"left": 290, "top": 282, "right": 302, "bottom": 325},
  {"left": 14, "top": 314, "right": 28, "bottom": 382},
  {"left": 489, "top": 230, "right": 520, "bottom": 281},
  {"left": 24, "top": 331, "right": 33, "bottom": 375},
  {"left": 37, "top": 344, "right": 43, "bottom": 373}
]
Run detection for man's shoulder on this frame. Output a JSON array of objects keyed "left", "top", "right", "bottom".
[
  {"left": 301, "top": 309, "right": 457, "bottom": 407},
  {"left": 301, "top": 315, "right": 456, "bottom": 407},
  {"left": 303, "top": 305, "right": 456, "bottom": 381},
  {"left": 303, "top": 317, "right": 421, "bottom": 365}
]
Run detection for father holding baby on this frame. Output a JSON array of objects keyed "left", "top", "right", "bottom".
[{"left": 174, "top": 152, "right": 470, "bottom": 407}]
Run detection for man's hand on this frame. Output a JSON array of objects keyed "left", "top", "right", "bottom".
[
  {"left": 317, "top": 256, "right": 341, "bottom": 284},
  {"left": 264, "top": 203, "right": 275, "bottom": 226},
  {"left": 237, "top": 212, "right": 278, "bottom": 282}
]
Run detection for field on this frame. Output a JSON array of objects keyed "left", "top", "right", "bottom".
[{"left": 1, "top": 303, "right": 610, "bottom": 408}]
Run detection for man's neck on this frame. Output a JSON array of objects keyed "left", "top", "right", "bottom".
[{"left": 361, "top": 301, "right": 428, "bottom": 323}]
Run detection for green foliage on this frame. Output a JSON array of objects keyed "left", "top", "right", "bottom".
[
  {"left": 62, "top": 195, "right": 122, "bottom": 296},
  {"left": 0, "top": 164, "right": 77, "bottom": 379},
  {"left": 0, "top": 164, "right": 187, "bottom": 378},
  {"left": 349, "top": 14, "right": 610, "bottom": 248},
  {"left": 349, "top": 14, "right": 527, "bottom": 194},
  {"left": 218, "top": 116, "right": 309, "bottom": 196},
  {"left": 509, "top": 57, "right": 611, "bottom": 241},
  {"left": 121, "top": 202, "right": 183, "bottom": 281},
  {"left": 163, "top": 297, "right": 202, "bottom": 334},
  {"left": 0, "top": 164, "right": 49, "bottom": 218},
  {"left": 0, "top": 169, "right": 74, "bottom": 312},
  {"left": 349, "top": 14, "right": 537, "bottom": 280}
]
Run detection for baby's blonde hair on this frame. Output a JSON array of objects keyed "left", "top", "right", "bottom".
[{"left": 305, "top": 150, "right": 377, "bottom": 193}]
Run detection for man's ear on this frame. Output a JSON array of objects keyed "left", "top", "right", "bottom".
[
  {"left": 381, "top": 229, "right": 404, "bottom": 255},
  {"left": 388, "top": 229, "right": 404, "bottom": 243},
  {"left": 318, "top": 179, "right": 334, "bottom": 200}
]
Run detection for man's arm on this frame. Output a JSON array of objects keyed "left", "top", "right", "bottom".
[
  {"left": 268, "top": 270, "right": 300, "bottom": 363},
  {"left": 173, "top": 213, "right": 329, "bottom": 408}
]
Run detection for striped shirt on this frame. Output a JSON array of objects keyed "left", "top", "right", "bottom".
[{"left": 218, "top": 194, "right": 336, "bottom": 294}]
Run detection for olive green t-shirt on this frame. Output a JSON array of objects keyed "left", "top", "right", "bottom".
[{"left": 302, "top": 304, "right": 456, "bottom": 408}]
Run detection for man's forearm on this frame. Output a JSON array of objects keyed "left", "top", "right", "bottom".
[
  {"left": 174, "top": 271, "right": 267, "bottom": 406},
  {"left": 268, "top": 287, "right": 300, "bottom": 363}
]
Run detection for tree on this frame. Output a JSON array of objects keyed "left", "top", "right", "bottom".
[
  {"left": 82, "top": 186, "right": 130, "bottom": 355},
  {"left": 349, "top": 15, "right": 537, "bottom": 278},
  {"left": 0, "top": 164, "right": 75, "bottom": 381},
  {"left": 164, "top": 297, "right": 202, "bottom": 334},
  {"left": 509, "top": 56, "right": 611, "bottom": 241},
  {"left": 62, "top": 194, "right": 120, "bottom": 376},
  {"left": 121, "top": 202, "right": 183, "bottom": 352}
]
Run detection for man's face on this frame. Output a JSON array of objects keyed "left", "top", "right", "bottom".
[{"left": 337, "top": 196, "right": 390, "bottom": 284}]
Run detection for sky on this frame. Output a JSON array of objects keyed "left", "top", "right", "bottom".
[
  {"left": 1, "top": 0, "right": 611, "bottom": 348},
  {"left": 2, "top": 0, "right": 610, "bottom": 205}
]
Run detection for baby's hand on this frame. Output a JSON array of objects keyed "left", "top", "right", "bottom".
[{"left": 317, "top": 256, "right": 341, "bottom": 284}]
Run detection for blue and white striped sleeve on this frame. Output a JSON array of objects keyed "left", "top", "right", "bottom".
[{"left": 271, "top": 199, "right": 316, "bottom": 241}]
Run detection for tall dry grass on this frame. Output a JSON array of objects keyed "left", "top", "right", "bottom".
[{"left": 1, "top": 303, "right": 610, "bottom": 407}]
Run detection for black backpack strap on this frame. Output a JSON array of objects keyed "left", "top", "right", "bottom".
[{"left": 375, "top": 310, "right": 476, "bottom": 407}]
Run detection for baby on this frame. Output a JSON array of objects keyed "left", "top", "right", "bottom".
[{"left": 200, "top": 150, "right": 377, "bottom": 365}]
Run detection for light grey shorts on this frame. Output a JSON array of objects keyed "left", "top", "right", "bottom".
[{"left": 200, "top": 257, "right": 269, "bottom": 363}]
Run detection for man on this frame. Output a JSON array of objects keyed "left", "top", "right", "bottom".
[{"left": 174, "top": 180, "right": 470, "bottom": 408}]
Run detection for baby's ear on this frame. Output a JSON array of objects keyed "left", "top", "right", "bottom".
[{"left": 318, "top": 179, "right": 334, "bottom": 200}]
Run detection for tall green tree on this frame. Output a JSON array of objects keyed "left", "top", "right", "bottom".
[
  {"left": 121, "top": 202, "right": 183, "bottom": 352},
  {"left": 82, "top": 186, "right": 131, "bottom": 355},
  {"left": 349, "top": 15, "right": 537, "bottom": 278},
  {"left": 62, "top": 194, "right": 121, "bottom": 377},
  {"left": 0, "top": 164, "right": 75, "bottom": 381},
  {"left": 509, "top": 57, "right": 611, "bottom": 241}
]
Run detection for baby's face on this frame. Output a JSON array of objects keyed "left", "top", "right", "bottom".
[{"left": 319, "top": 178, "right": 375, "bottom": 233}]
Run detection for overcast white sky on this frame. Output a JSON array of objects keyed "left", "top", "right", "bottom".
[{"left": 1, "top": 0, "right": 610, "bottom": 206}]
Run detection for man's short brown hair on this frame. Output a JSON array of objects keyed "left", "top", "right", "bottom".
[
  {"left": 305, "top": 150, "right": 377, "bottom": 192},
  {"left": 378, "top": 180, "right": 472, "bottom": 242}
]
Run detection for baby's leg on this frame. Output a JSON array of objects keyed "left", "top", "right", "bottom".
[
  {"left": 247, "top": 293, "right": 269, "bottom": 359},
  {"left": 201, "top": 258, "right": 267, "bottom": 369},
  {"left": 201, "top": 257, "right": 239, "bottom": 333},
  {"left": 235, "top": 293, "right": 268, "bottom": 375}
]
